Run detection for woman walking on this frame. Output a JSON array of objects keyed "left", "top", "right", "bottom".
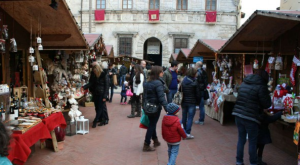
[
  {"left": 84, "top": 62, "right": 109, "bottom": 128},
  {"left": 127, "top": 65, "right": 144, "bottom": 118},
  {"left": 143, "top": 66, "right": 168, "bottom": 151},
  {"left": 181, "top": 67, "right": 199, "bottom": 139}
]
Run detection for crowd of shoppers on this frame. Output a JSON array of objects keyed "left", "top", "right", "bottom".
[{"left": 81, "top": 60, "right": 276, "bottom": 165}]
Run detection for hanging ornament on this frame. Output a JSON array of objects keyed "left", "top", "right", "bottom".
[
  {"left": 33, "top": 64, "right": 38, "bottom": 71},
  {"left": 290, "top": 56, "right": 300, "bottom": 86},
  {"left": 36, "top": 37, "right": 42, "bottom": 44},
  {"left": 28, "top": 55, "right": 35, "bottom": 66},
  {"left": 10, "top": 38, "right": 17, "bottom": 52},
  {"left": 275, "top": 56, "right": 283, "bottom": 70},
  {"left": 38, "top": 43, "right": 43, "bottom": 50},
  {"left": 0, "top": 39, "right": 5, "bottom": 52},
  {"left": 2, "top": 25, "right": 8, "bottom": 40},
  {"left": 253, "top": 59, "right": 259, "bottom": 69},
  {"left": 29, "top": 47, "right": 34, "bottom": 54}
]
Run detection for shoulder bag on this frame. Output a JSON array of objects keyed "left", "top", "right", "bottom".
[
  {"left": 143, "top": 83, "right": 159, "bottom": 117},
  {"left": 173, "top": 80, "right": 183, "bottom": 105}
]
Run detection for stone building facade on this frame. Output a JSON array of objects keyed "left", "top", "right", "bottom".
[{"left": 66, "top": 0, "right": 241, "bottom": 66}]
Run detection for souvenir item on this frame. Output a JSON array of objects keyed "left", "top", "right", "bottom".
[
  {"left": 275, "top": 56, "right": 283, "bottom": 70},
  {"left": 28, "top": 55, "right": 35, "bottom": 66},
  {"left": 33, "top": 65, "right": 38, "bottom": 71},
  {"left": 290, "top": 56, "right": 300, "bottom": 86},
  {"left": 38, "top": 44, "right": 43, "bottom": 50},
  {"left": 253, "top": 59, "right": 259, "bottom": 69},
  {"left": 29, "top": 47, "right": 34, "bottom": 54},
  {"left": 36, "top": 37, "right": 42, "bottom": 44},
  {"left": 10, "top": 38, "right": 17, "bottom": 52},
  {"left": 0, "top": 39, "right": 5, "bottom": 52},
  {"left": 2, "top": 25, "right": 8, "bottom": 40}
]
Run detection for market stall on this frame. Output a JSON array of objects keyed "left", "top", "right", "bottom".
[
  {"left": 219, "top": 10, "right": 300, "bottom": 157},
  {"left": 0, "top": 0, "right": 89, "bottom": 164},
  {"left": 169, "top": 53, "right": 178, "bottom": 63}
]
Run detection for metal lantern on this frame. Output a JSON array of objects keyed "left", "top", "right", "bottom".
[
  {"left": 36, "top": 37, "right": 42, "bottom": 44},
  {"left": 38, "top": 44, "right": 43, "bottom": 51},
  {"left": 33, "top": 65, "right": 38, "bottom": 71},
  {"left": 29, "top": 47, "right": 34, "bottom": 54}
]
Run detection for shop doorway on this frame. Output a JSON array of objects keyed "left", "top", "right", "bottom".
[{"left": 143, "top": 37, "right": 162, "bottom": 66}]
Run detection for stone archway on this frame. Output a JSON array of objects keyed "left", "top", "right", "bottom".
[{"left": 136, "top": 31, "right": 169, "bottom": 66}]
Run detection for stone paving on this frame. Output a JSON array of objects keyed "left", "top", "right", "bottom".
[{"left": 26, "top": 95, "right": 297, "bottom": 165}]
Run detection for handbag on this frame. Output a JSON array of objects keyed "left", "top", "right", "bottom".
[
  {"left": 203, "top": 89, "right": 209, "bottom": 100},
  {"left": 173, "top": 83, "right": 183, "bottom": 105},
  {"left": 143, "top": 83, "right": 159, "bottom": 117},
  {"left": 112, "top": 75, "right": 118, "bottom": 85},
  {"left": 126, "top": 89, "right": 133, "bottom": 96},
  {"left": 139, "top": 109, "right": 150, "bottom": 129}
]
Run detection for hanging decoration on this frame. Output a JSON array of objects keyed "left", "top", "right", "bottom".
[
  {"left": 275, "top": 55, "right": 283, "bottom": 70},
  {"left": 28, "top": 19, "right": 34, "bottom": 66},
  {"left": 33, "top": 64, "right": 39, "bottom": 71},
  {"left": 10, "top": 3, "right": 17, "bottom": 53},
  {"left": 2, "top": 25, "right": 8, "bottom": 40},
  {"left": 10, "top": 38, "right": 17, "bottom": 52},
  {"left": 253, "top": 59, "right": 259, "bottom": 69},
  {"left": 290, "top": 56, "right": 300, "bottom": 86},
  {"left": 37, "top": 17, "right": 43, "bottom": 51},
  {"left": 0, "top": 39, "right": 5, "bottom": 52}
]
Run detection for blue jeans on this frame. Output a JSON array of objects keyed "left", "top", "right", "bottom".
[
  {"left": 167, "top": 89, "right": 178, "bottom": 103},
  {"left": 119, "top": 75, "right": 126, "bottom": 86},
  {"left": 235, "top": 116, "right": 259, "bottom": 165},
  {"left": 181, "top": 103, "right": 196, "bottom": 134},
  {"left": 109, "top": 85, "right": 114, "bottom": 101},
  {"left": 168, "top": 144, "right": 180, "bottom": 165},
  {"left": 198, "top": 97, "right": 205, "bottom": 122}
]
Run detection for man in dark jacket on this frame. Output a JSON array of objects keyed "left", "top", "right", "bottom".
[
  {"left": 232, "top": 69, "right": 271, "bottom": 165},
  {"left": 119, "top": 63, "right": 127, "bottom": 86},
  {"left": 194, "top": 61, "right": 208, "bottom": 125},
  {"left": 163, "top": 61, "right": 179, "bottom": 103},
  {"left": 108, "top": 63, "right": 117, "bottom": 103}
]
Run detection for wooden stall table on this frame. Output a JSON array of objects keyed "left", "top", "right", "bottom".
[
  {"left": 41, "top": 112, "right": 67, "bottom": 152},
  {"left": 205, "top": 94, "right": 237, "bottom": 125},
  {"left": 7, "top": 122, "right": 51, "bottom": 165}
]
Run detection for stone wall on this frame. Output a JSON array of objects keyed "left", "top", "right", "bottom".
[{"left": 67, "top": 0, "right": 241, "bottom": 66}]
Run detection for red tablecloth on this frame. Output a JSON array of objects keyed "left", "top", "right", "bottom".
[
  {"left": 8, "top": 122, "right": 51, "bottom": 165},
  {"left": 42, "top": 112, "right": 67, "bottom": 131}
]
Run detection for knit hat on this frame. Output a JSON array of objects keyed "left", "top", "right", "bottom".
[{"left": 166, "top": 103, "right": 180, "bottom": 115}]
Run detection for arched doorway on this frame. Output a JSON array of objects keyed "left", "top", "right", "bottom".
[{"left": 143, "top": 37, "right": 162, "bottom": 66}]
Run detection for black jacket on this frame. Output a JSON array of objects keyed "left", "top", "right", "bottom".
[
  {"left": 108, "top": 67, "right": 117, "bottom": 86},
  {"left": 119, "top": 65, "right": 127, "bottom": 76},
  {"left": 232, "top": 74, "right": 272, "bottom": 124},
  {"left": 181, "top": 76, "right": 200, "bottom": 104},
  {"left": 196, "top": 68, "right": 208, "bottom": 91},
  {"left": 258, "top": 111, "right": 282, "bottom": 144},
  {"left": 83, "top": 71, "right": 109, "bottom": 99},
  {"left": 143, "top": 79, "right": 168, "bottom": 114}
]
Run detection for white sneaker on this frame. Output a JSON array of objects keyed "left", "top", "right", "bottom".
[{"left": 186, "top": 134, "right": 194, "bottom": 139}]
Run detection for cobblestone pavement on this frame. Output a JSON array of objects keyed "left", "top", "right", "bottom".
[{"left": 26, "top": 95, "right": 297, "bottom": 165}]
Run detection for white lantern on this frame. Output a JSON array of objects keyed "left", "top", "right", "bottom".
[
  {"left": 33, "top": 65, "right": 38, "bottom": 71},
  {"left": 37, "top": 37, "right": 42, "bottom": 44},
  {"left": 29, "top": 47, "right": 34, "bottom": 54},
  {"left": 28, "top": 55, "right": 35, "bottom": 65},
  {"left": 38, "top": 44, "right": 43, "bottom": 50}
]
